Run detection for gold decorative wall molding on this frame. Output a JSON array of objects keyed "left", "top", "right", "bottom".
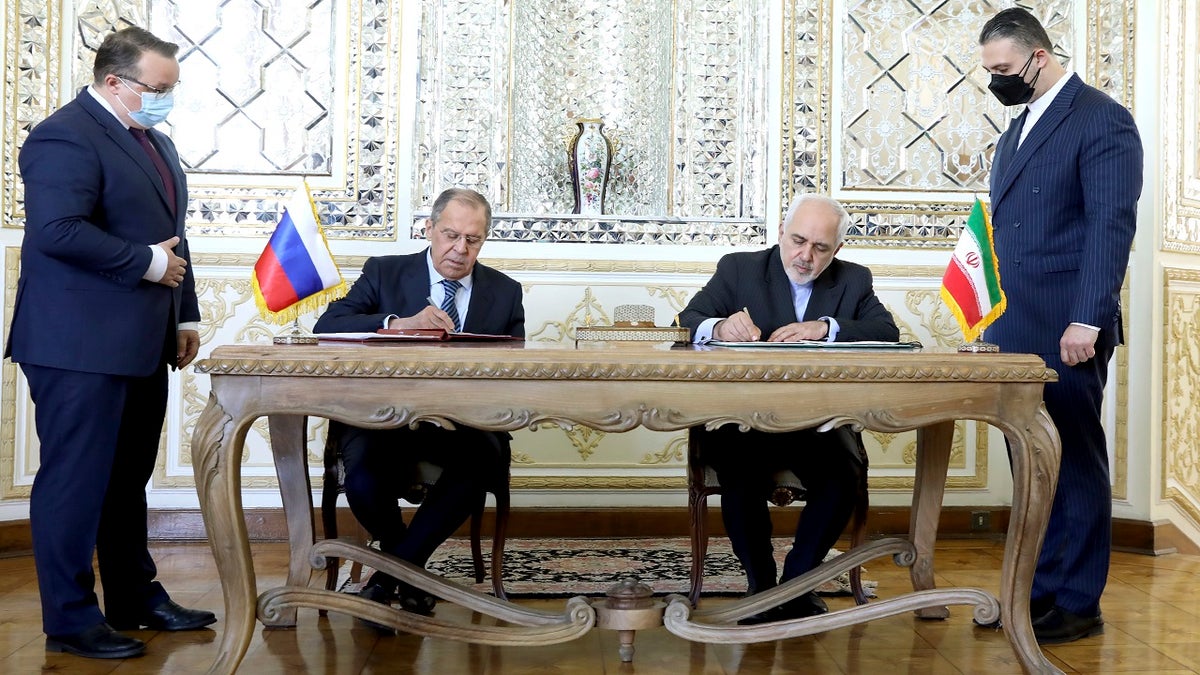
[
  {"left": 2, "top": 0, "right": 62, "bottom": 228},
  {"left": 1162, "top": 267, "right": 1200, "bottom": 523},
  {"left": 1, "top": 248, "right": 25, "bottom": 499},
  {"left": 1162, "top": 0, "right": 1200, "bottom": 252}
]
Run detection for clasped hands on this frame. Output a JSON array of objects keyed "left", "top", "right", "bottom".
[{"left": 713, "top": 309, "right": 829, "bottom": 342}]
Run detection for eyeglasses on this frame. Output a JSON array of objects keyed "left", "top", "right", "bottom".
[
  {"left": 117, "top": 75, "right": 180, "bottom": 99},
  {"left": 437, "top": 227, "right": 485, "bottom": 250}
]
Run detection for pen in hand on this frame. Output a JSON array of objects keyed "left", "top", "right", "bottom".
[{"left": 738, "top": 306, "right": 761, "bottom": 341}]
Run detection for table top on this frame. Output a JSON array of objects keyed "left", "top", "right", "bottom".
[{"left": 196, "top": 342, "right": 1057, "bottom": 384}]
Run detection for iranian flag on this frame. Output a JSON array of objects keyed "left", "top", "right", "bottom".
[{"left": 940, "top": 199, "right": 1006, "bottom": 342}]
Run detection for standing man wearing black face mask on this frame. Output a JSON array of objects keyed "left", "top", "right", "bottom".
[{"left": 978, "top": 8, "right": 1142, "bottom": 644}]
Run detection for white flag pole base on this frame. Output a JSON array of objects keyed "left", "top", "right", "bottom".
[
  {"left": 273, "top": 319, "right": 318, "bottom": 345},
  {"left": 957, "top": 337, "right": 1000, "bottom": 353}
]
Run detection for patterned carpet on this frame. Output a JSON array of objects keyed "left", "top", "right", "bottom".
[{"left": 341, "top": 537, "right": 877, "bottom": 599}]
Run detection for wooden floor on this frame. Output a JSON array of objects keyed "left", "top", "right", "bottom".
[{"left": 1, "top": 539, "right": 1199, "bottom": 674}]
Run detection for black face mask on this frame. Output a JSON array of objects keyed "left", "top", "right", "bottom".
[{"left": 988, "top": 52, "right": 1041, "bottom": 106}]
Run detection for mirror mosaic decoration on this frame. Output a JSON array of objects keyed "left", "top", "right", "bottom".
[{"left": 2, "top": 0, "right": 1133, "bottom": 247}]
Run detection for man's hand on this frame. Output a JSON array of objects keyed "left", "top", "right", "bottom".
[
  {"left": 1060, "top": 324, "right": 1099, "bottom": 366},
  {"left": 177, "top": 329, "right": 200, "bottom": 368},
  {"left": 154, "top": 236, "right": 187, "bottom": 288},
  {"left": 387, "top": 306, "right": 456, "bottom": 332},
  {"left": 768, "top": 320, "right": 828, "bottom": 342},
  {"left": 713, "top": 309, "right": 760, "bottom": 341}
]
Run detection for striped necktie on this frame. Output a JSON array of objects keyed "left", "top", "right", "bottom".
[{"left": 440, "top": 278, "right": 462, "bottom": 332}]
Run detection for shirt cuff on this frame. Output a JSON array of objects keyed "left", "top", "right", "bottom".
[
  {"left": 143, "top": 244, "right": 167, "bottom": 282},
  {"left": 822, "top": 316, "right": 840, "bottom": 342},
  {"left": 693, "top": 317, "right": 721, "bottom": 343},
  {"left": 1069, "top": 322, "right": 1100, "bottom": 332},
  {"left": 383, "top": 314, "right": 398, "bottom": 329},
  {"left": 178, "top": 322, "right": 199, "bottom": 332}
]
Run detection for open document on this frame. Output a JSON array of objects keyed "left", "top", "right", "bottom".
[{"left": 706, "top": 340, "right": 923, "bottom": 350}]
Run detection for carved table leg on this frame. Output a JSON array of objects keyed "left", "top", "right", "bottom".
[
  {"left": 1002, "top": 405, "right": 1063, "bottom": 674},
  {"left": 265, "top": 414, "right": 317, "bottom": 628},
  {"left": 910, "top": 421, "right": 953, "bottom": 619},
  {"left": 193, "top": 391, "right": 256, "bottom": 675}
]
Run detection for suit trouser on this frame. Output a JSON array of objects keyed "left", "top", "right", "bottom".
[
  {"left": 701, "top": 425, "right": 864, "bottom": 595},
  {"left": 337, "top": 423, "right": 506, "bottom": 571},
  {"left": 1031, "top": 335, "right": 1115, "bottom": 615},
  {"left": 22, "top": 362, "right": 170, "bottom": 635}
]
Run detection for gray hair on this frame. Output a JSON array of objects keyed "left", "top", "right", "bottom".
[
  {"left": 429, "top": 188, "right": 492, "bottom": 234},
  {"left": 783, "top": 193, "right": 852, "bottom": 245}
]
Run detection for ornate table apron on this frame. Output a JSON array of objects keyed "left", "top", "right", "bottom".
[{"left": 192, "top": 343, "right": 1061, "bottom": 674}]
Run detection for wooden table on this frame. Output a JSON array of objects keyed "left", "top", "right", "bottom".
[{"left": 192, "top": 342, "right": 1061, "bottom": 674}]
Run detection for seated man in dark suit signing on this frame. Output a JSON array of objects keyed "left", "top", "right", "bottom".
[
  {"left": 313, "top": 188, "right": 524, "bottom": 619},
  {"left": 679, "top": 193, "right": 898, "bottom": 623}
]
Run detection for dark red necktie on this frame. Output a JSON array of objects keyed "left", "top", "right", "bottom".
[{"left": 129, "top": 127, "right": 177, "bottom": 217}]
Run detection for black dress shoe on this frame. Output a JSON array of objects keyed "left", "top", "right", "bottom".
[
  {"left": 46, "top": 623, "right": 145, "bottom": 659},
  {"left": 974, "top": 595, "right": 1056, "bottom": 629},
  {"left": 1033, "top": 606, "right": 1103, "bottom": 644},
  {"left": 109, "top": 599, "right": 217, "bottom": 631},
  {"left": 737, "top": 592, "right": 828, "bottom": 625},
  {"left": 396, "top": 580, "right": 436, "bottom": 616},
  {"left": 357, "top": 581, "right": 397, "bottom": 633}
]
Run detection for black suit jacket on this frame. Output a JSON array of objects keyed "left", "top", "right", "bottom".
[
  {"left": 314, "top": 249, "right": 524, "bottom": 337},
  {"left": 679, "top": 247, "right": 898, "bottom": 342}
]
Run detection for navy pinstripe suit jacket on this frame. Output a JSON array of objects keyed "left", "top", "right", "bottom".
[{"left": 984, "top": 74, "right": 1142, "bottom": 354}]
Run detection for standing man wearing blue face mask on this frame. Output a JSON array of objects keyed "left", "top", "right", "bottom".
[
  {"left": 7, "top": 26, "right": 214, "bottom": 660},
  {"left": 978, "top": 8, "right": 1142, "bottom": 644}
]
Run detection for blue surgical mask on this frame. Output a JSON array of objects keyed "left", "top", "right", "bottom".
[{"left": 117, "top": 77, "right": 175, "bottom": 127}]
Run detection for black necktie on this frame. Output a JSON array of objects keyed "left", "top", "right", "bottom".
[
  {"left": 440, "top": 279, "right": 462, "bottom": 332},
  {"left": 1001, "top": 111, "right": 1027, "bottom": 167},
  {"left": 129, "top": 127, "right": 177, "bottom": 217}
]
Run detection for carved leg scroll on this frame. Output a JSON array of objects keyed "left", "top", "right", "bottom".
[
  {"left": 193, "top": 392, "right": 255, "bottom": 675},
  {"left": 909, "top": 421, "right": 953, "bottom": 619},
  {"left": 265, "top": 414, "right": 317, "bottom": 628},
  {"left": 255, "top": 539, "right": 597, "bottom": 646},
  {"left": 1002, "top": 405, "right": 1063, "bottom": 675}
]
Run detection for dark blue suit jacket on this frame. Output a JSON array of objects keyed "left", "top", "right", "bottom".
[
  {"left": 679, "top": 247, "right": 898, "bottom": 342},
  {"left": 313, "top": 250, "right": 525, "bottom": 337},
  {"left": 985, "top": 74, "right": 1142, "bottom": 353},
  {"left": 8, "top": 88, "right": 198, "bottom": 376}
]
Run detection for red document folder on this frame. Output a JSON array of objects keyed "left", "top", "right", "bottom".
[{"left": 318, "top": 329, "right": 522, "bottom": 343}]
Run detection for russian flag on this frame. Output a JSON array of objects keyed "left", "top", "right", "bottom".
[{"left": 252, "top": 186, "right": 345, "bottom": 323}]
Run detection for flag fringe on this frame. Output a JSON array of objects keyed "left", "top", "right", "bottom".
[
  {"left": 252, "top": 276, "right": 347, "bottom": 326},
  {"left": 941, "top": 199, "right": 1008, "bottom": 343}
]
